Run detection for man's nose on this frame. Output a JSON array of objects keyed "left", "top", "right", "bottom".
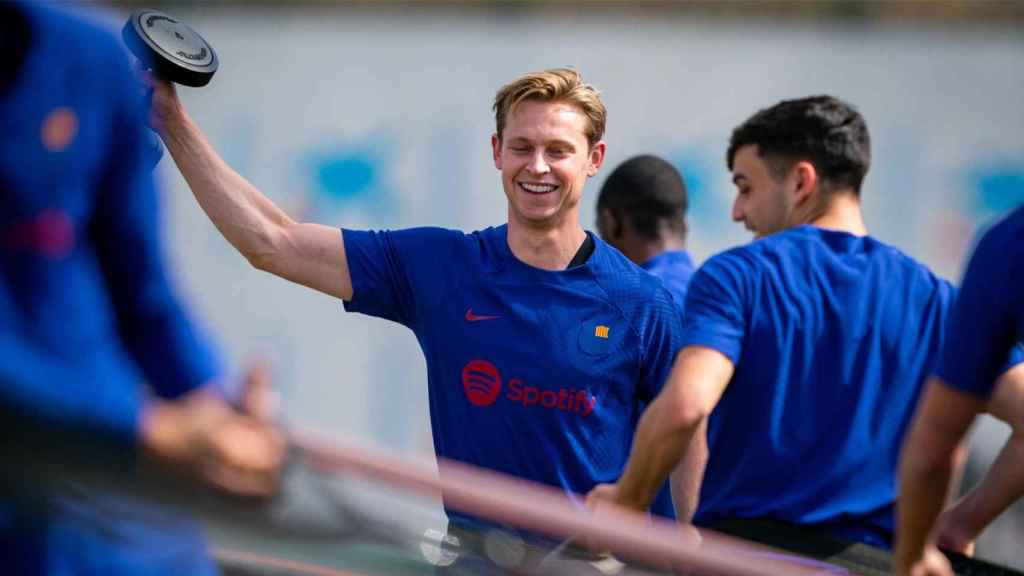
[{"left": 731, "top": 196, "right": 744, "bottom": 222}]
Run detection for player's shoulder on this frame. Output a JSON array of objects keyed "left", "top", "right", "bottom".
[
  {"left": 30, "top": 4, "right": 123, "bottom": 60},
  {"left": 400, "top": 224, "right": 508, "bottom": 268},
  {"left": 593, "top": 235, "right": 669, "bottom": 294},
  {"left": 855, "top": 232, "right": 953, "bottom": 288},
  {"left": 988, "top": 204, "right": 1024, "bottom": 237},
  {"left": 975, "top": 206, "right": 1024, "bottom": 259},
  {"left": 693, "top": 238, "right": 764, "bottom": 285},
  {"left": 859, "top": 236, "right": 960, "bottom": 313},
  {"left": 591, "top": 236, "right": 679, "bottom": 323},
  {"left": 26, "top": 3, "right": 136, "bottom": 96},
  {"left": 369, "top": 225, "right": 487, "bottom": 254}
]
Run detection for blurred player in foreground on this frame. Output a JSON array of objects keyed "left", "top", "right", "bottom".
[
  {"left": 897, "top": 205, "right": 1024, "bottom": 576},
  {"left": 145, "top": 66, "right": 685, "bottom": 548},
  {"left": 596, "top": 154, "right": 696, "bottom": 314},
  {"left": 0, "top": 3, "right": 283, "bottom": 574},
  {"left": 588, "top": 96, "right": 1022, "bottom": 555}
]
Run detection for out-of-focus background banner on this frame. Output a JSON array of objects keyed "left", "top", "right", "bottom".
[{"left": 88, "top": 0, "right": 1024, "bottom": 569}]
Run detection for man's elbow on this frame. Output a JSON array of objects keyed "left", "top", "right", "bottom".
[
  {"left": 243, "top": 224, "right": 289, "bottom": 274},
  {"left": 664, "top": 397, "right": 711, "bottom": 437}
]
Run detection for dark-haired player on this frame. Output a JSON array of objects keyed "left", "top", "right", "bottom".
[
  {"left": 597, "top": 154, "right": 695, "bottom": 313},
  {"left": 589, "top": 96, "right": 1021, "bottom": 553}
]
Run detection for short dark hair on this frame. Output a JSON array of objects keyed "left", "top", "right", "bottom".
[
  {"left": 597, "top": 155, "right": 687, "bottom": 240},
  {"left": 726, "top": 95, "right": 871, "bottom": 195}
]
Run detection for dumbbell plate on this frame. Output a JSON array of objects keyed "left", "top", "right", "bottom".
[{"left": 122, "top": 10, "right": 218, "bottom": 87}]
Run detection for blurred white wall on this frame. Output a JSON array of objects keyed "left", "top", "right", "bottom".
[{"left": 94, "top": 4, "right": 1024, "bottom": 567}]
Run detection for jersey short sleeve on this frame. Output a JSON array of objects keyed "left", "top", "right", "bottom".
[
  {"left": 678, "top": 251, "right": 749, "bottom": 364},
  {"left": 937, "top": 220, "right": 1023, "bottom": 397},
  {"left": 342, "top": 227, "right": 468, "bottom": 329}
]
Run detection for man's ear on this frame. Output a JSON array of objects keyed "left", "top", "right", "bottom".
[
  {"left": 791, "top": 160, "right": 819, "bottom": 206},
  {"left": 597, "top": 207, "right": 622, "bottom": 240},
  {"left": 491, "top": 133, "right": 502, "bottom": 170},
  {"left": 587, "top": 141, "right": 606, "bottom": 177}
]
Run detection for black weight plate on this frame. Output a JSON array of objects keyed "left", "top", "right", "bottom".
[{"left": 122, "top": 10, "right": 218, "bottom": 87}]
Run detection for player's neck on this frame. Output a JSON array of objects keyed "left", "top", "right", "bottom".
[
  {"left": 806, "top": 191, "right": 868, "bottom": 237},
  {"left": 625, "top": 236, "right": 685, "bottom": 267},
  {"left": 507, "top": 217, "right": 587, "bottom": 271}
]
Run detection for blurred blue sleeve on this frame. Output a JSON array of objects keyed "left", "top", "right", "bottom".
[
  {"left": 0, "top": 306, "right": 142, "bottom": 447},
  {"left": 936, "top": 219, "right": 1021, "bottom": 398},
  {"left": 88, "top": 47, "right": 222, "bottom": 401}
]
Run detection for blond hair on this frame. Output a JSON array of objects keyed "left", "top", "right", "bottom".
[{"left": 492, "top": 68, "right": 606, "bottom": 148}]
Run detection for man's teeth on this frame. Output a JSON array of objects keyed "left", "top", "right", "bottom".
[{"left": 521, "top": 183, "right": 557, "bottom": 193}]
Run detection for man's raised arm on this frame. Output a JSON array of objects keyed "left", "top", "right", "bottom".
[{"left": 145, "top": 73, "right": 353, "bottom": 300}]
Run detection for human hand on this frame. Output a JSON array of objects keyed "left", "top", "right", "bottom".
[
  {"left": 134, "top": 64, "right": 184, "bottom": 134},
  {"left": 896, "top": 544, "right": 954, "bottom": 576},
  {"left": 585, "top": 482, "right": 621, "bottom": 511},
  {"left": 141, "top": 362, "right": 285, "bottom": 498}
]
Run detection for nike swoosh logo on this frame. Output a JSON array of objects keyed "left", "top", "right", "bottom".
[{"left": 465, "top": 308, "right": 500, "bottom": 322}]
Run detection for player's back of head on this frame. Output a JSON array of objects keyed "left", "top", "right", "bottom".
[
  {"left": 727, "top": 95, "right": 871, "bottom": 196},
  {"left": 597, "top": 155, "right": 688, "bottom": 241}
]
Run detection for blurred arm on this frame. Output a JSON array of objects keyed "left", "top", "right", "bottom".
[
  {"left": 152, "top": 78, "right": 351, "bottom": 300},
  {"left": 895, "top": 377, "right": 983, "bottom": 575},
  {"left": 934, "top": 364, "right": 1024, "bottom": 553},
  {"left": 98, "top": 63, "right": 284, "bottom": 495},
  {"left": 93, "top": 67, "right": 224, "bottom": 399},
  {"left": 615, "top": 346, "right": 733, "bottom": 511}
]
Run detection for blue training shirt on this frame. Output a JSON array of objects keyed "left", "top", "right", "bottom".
[
  {"left": 640, "top": 249, "right": 695, "bottom": 315},
  {"left": 0, "top": 3, "right": 220, "bottom": 574},
  {"left": 343, "top": 224, "right": 683, "bottom": 525},
  {"left": 682, "top": 225, "right": 964, "bottom": 548},
  {"left": 937, "top": 205, "right": 1024, "bottom": 397}
]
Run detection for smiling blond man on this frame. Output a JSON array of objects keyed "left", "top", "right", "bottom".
[{"left": 146, "top": 68, "right": 684, "bottom": 537}]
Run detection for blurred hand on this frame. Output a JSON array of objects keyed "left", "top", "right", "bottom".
[
  {"left": 141, "top": 361, "right": 285, "bottom": 498},
  {"left": 583, "top": 482, "right": 699, "bottom": 572},
  {"left": 585, "top": 482, "right": 621, "bottom": 511},
  {"left": 902, "top": 544, "right": 955, "bottom": 576},
  {"left": 134, "top": 63, "right": 184, "bottom": 134},
  {"left": 578, "top": 483, "right": 621, "bottom": 553}
]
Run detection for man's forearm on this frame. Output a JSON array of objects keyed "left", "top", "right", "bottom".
[
  {"left": 896, "top": 379, "right": 982, "bottom": 572},
  {"left": 671, "top": 418, "right": 707, "bottom": 522},
  {"left": 896, "top": 448, "right": 957, "bottom": 571},
  {"left": 943, "top": 432, "right": 1024, "bottom": 544},
  {"left": 616, "top": 397, "right": 696, "bottom": 511},
  {"left": 160, "top": 110, "right": 294, "bottom": 268},
  {"left": 617, "top": 346, "right": 732, "bottom": 513}
]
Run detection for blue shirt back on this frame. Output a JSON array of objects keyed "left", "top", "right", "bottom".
[
  {"left": 1, "top": 4, "right": 220, "bottom": 574},
  {"left": 343, "top": 225, "right": 683, "bottom": 524},
  {"left": 681, "top": 226, "right": 957, "bottom": 548},
  {"left": 937, "top": 205, "right": 1024, "bottom": 397},
  {"left": 640, "top": 249, "right": 695, "bottom": 315}
]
